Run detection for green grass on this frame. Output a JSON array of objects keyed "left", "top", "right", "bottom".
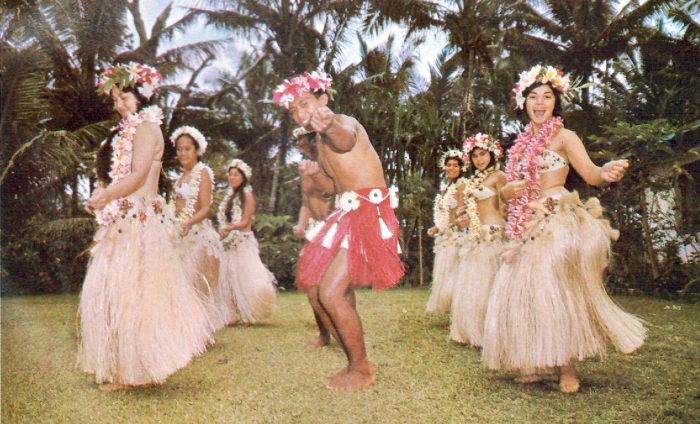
[{"left": 2, "top": 289, "right": 699, "bottom": 423}]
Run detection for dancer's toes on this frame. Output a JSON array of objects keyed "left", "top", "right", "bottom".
[
  {"left": 307, "top": 335, "right": 330, "bottom": 348},
  {"left": 559, "top": 374, "right": 580, "bottom": 393},
  {"left": 325, "top": 368, "right": 375, "bottom": 391}
]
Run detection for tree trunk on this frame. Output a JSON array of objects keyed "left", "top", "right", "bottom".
[
  {"left": 640, "top": 190, "right": 661, "bottom": 284},
  {"left": 418, "top": 205, "right": 424, "bottom": 286}
]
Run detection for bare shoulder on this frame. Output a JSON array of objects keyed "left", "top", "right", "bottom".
[
  {"left": 134, "top": 121, "right": 163, "bottom": 140},
  {"left": 556, "top": 127, "right": 581, "bottom": 145},
  {"left": 485, "top": 170, "right": 506, "bottom": 186}
]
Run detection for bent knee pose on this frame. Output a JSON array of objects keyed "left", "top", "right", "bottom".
[
  {"left": 292, "top": 128, "right": 335, "bottom": 348},
  {"left": 481, "top": 65, "right": 646, "bottom": 393},
  {"left": 275, "top": 71, "right": 404, "bottom": 390}
]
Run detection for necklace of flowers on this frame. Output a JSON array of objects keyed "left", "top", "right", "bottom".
[
  {"left": 174, "top": 162, "right": 214, "bottom": 224},
  {"left": 217, "top": 187, "right": 245, "bottom": 249},
  {"left": 96, "top": 105, "right": 163, "bottom": 226},
  {"left": 504, "top": 116, "right": 564, "bottom": 240},
  {"left": 463, "top": 166, "right": 499, "bottom": 241},
  {"left": 433, "top": 178, "right": 462, "bottom": 232}
]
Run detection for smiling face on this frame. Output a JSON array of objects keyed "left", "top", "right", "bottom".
[
  {"left": 443, "top": 158, "right": 462, "bottom": 182},
  {"left": 289, "top": 92, "right": 328, "bottom": 127},
  {"left": 176, "top": 135, "right": 199, "bottom": 168},
  {"left": 227, "top": 167, "right": 246, "bottom": 190},
  {"left": 525, "top": 84, "right": 557, "bottom": 127},
  {"left": 110, "top": 86, "right": 139, "bottom": 118},
  {"left": 470, "top": 148, "right": 492, "bottom": 171}
]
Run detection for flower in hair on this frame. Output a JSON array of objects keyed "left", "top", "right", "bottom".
[
  {"left": 461, "top": 133, "right": 504, "bottom": 166},
  {"left": 513, "top": 65, "right": 571, "bottom": 110},
  {"left": 170, "top": 126, "right": 208, "bottom": 156},
  {"left": 96, "top": 62, "right": 163, "bottom": 100},
  {"left": 438, "top": 148, "right": 466, "bottom": 171},
  {"left": 227, "top": 158, "right": 252, "bottom": 180},
  {"left": 273, "top": 71, "right": 333, "bottom": 109}
]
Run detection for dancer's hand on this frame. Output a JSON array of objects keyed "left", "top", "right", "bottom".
[
  {"left": 306, "top": 106, "right": 335, "bottom": 134},
  {"left": 601, "top": 159, "right": 629, "bottom": 183},
  {"left": 181, "top": 223, "right": 191, "bottom": 237},
  {"left": 292, "top": 224, "right": 306, "bottom": 239},
  {"left": 500, "top": 180, "right": 527, "bottom": 200},
  {"left": 427, "top": 226, "right": 438, "bottom": 237},
  {"left": 299, "top": 160, "right": 320, "bottom": 176},
  {"left": 456, "top": 205, "right": 467, "bottom": 216},
  {"left": 87, "top": 188, "right": 110, "bottom": 210},
  {"left": 219, "top": 223, "right": 235, "bottom": 238},
  {"left": 456, "top": 214, "right": 469, "bottom": 227}
]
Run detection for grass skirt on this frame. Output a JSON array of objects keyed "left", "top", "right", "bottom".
[
  {"left": 482, "top": 192, "right": 646, "bottom": 372},
  {"left": 78, "top": 195, "right": 214, "bottom": 385},
  {"left": 426, "top": 231, "right": 466, "bottom": 313},
  {"left": 450, "top": 225, "right": 504, "bottom": 346},
  {"left": 173, "top": 219, "right": 229, "bottom": 331},
  {"left": 219, "top": 231, "right": 277, "bottom": 324}
]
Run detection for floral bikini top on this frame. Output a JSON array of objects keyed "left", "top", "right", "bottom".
[
  {"left": 471, "top": 185, "right": 496, "bottom": 200},
  {"left": 538, "top": 149, "right": 568, "bottom": 173}
]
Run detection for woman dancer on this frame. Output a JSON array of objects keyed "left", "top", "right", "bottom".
[
  {"left": 450, "top": 134, "right": 506, "bottom": 347},
  {"left": 79, "top": 62, "right": 213, "bottom": 391},
  {"left": 169, "top": 126, "right": 228, "bottom": 330},
  {"left": 482, "top": 65, "right": 645, "bottom": 393},
  {"left": 218, "top": 159, "right": 277, "bottom": 324},
  {"left": 426, "top": 149, "right": 467, "bottom": 313}
]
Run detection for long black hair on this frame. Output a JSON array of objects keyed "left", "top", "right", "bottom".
[
  {"left": 224, "top": 167, "right": 249, "bottom": 222},
  {"left": 94, "top": 85, "right": 154, "bottom": 184}
]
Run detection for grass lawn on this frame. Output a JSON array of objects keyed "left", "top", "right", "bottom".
[{"left": 2, "top": 288, "right": 699, "bottom": 423}]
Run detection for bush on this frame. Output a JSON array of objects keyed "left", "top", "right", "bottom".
[{"left": 254, "top": 213, "right": 301, "bottom": 290}]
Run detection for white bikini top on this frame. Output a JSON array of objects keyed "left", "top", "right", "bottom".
[
  {"left": 174, "top": 181, "right": 195, "bottom": 201},
  {"left": 538, "top": 149, "right": 568, "bottom": 173},
  {"left": 471, "top": 185, "right": 497, "bottom": 200}
]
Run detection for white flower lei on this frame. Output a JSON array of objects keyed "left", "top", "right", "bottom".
[
  {"left": 433, "top": 179, "right": 462, "bottom": 232},
  {"left": 96, "top": 105, "right": 163, "bottom": 226},
  {"left": 217, "top": 187, "right": 247, "bottom": 249},
  {"left": 462, "top": 166, "right": 499, "bottom": 241},
  {"left": 172, "top": 162, "right": 214, "bottom": 224}
]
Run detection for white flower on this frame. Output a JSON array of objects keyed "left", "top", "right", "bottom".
[
  {"left": 170, "top": 126, "right": 208, "bottom": 156},
  {"left": 339, "top": 192, "right": 360, "bottom": 212},
  {"left": 280, "top": 93, "right": 294, "bottom": 108},
  {"left": 368, "top": 188, "right": 384, "bottom": 204}
]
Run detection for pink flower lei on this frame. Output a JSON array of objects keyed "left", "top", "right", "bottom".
[{"left": 504, "top": 116, "right": 564, "bottom": 240}]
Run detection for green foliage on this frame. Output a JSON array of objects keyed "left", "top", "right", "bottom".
[{"left": 254, "top": 213, "right": 301, "bottom": 290}]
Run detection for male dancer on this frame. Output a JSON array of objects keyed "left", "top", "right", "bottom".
[{"left": 274, "top": 71, "right": 404, "bottom": 390}]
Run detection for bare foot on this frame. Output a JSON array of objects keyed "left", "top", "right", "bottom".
[
  {"left": 325, "top": 367, "right": 375, "bottom": 391},
  {"left": 98, "top": 383, "right": 127, "bottom": 392},
  {"left": 559, "top": 363, "right": 580, "bottom": 393},
  {"left": 307, "top": 335, "right": 330, "bottom": 348}
]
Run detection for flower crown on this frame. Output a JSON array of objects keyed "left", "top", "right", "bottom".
[
  {"left": 462, "top": 133, "right": 504, "bottom": 165},
  {"left": 97, "top": 62, "right": 163, "bottom": 100},
  {"left": 438, "top": 148, "right": 466, "bottom": 171},
  {"left": 170, "top": 126, "right": 208, "bottom": 156},
  {"left": 227, "top": 158, "right": 252, "bottom": 180},
  {"left": 513, "top": 65, "right": 571, "bottom": 110},
  {"left": 273, "top": 71, "right": 334, "bottom": 109}
]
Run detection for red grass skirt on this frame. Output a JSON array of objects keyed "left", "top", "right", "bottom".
[{"left": 296, "top": 187, "right": 404, "bottom": 291}]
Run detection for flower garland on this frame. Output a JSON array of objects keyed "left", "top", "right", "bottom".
[
  {"left": 433, "top": 179, "right": 461, "bottom": 233},
  {"left": 438, "top": 148, "right": 465, "bottom": 171},
  {"left": 462, "top": 166, "right": 499, "bottom": 241},
  {"left": 97, "top": 62, "right": 163, "bottom": 100},
  {"left": 217, "top": 188, "right": 243, "bottom": 249},
  {"left": 172, "top": 162, "right": 215, "bottom": 224},
  {"left": 95, "top": 105, "right": 164, "bottom": 226},
  {"left": 513, "top": 65, "right": 570, "bottom": 110},
  {"left": 273, "top": 71, "right": 334, "bottom": 108},
  {"left": 504, "top": 116, "right": 564, "bottom": 239}
]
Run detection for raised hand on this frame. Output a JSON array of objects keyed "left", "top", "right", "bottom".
[
  {"left": 87, "top": 188, "right": 110, "bottom": 210},
  {"left": 600, "top": 159, "right": 629, "bottom": 183},
  {"left": 500, "top": 179, "right": 528, "bottom": 200},
  {"left": 305, "top": 106, "right": 335, "bottom": 134}
]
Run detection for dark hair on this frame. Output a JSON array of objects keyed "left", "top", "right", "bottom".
[
  {"left": 469, "top": 148, "right": 497, "bottom": 173},
  {"left": 517, "top": 82, "right": 563, "bottom": 120},
  {"left": 94, "top": 85, "right": 155, "bottom": 184},
  {"left": 174, "top": 134, "right": 201, "bottom": 162},
  {"left": 444, "top": 155, "right": 464, "bottom": 180},
  {"left": 225, "top": 167, "right": 249, "bottom": 222}
]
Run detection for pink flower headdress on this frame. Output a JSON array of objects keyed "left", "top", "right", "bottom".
[
  {"left": 96, "top": 62, "right": 163, "bottom": 100},
  {"left": 170, "top": 126, "right": 208, "bottom": 156},
  {"left": 461, "top": 133, "right": 504, "bottom": 167},
  {"left": 273, "top": 71, "right": 334, "bottom": 109},
  {"left": 512, "top": 65, "right": 571, "bottom": 110}
]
